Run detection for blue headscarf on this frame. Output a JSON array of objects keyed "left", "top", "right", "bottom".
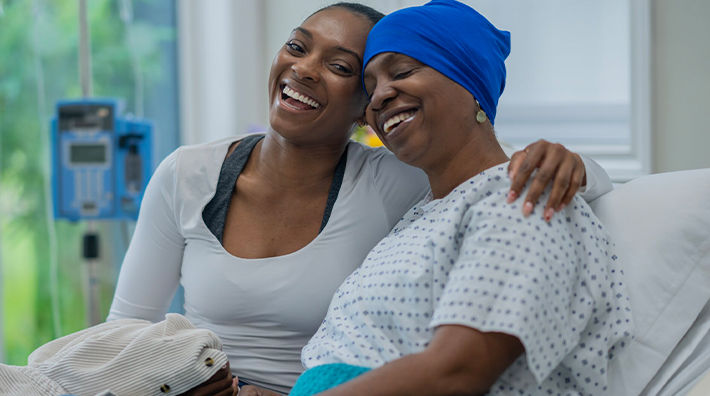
[{"left": 363, "top": 0, "right": 510, "bottom": 124}]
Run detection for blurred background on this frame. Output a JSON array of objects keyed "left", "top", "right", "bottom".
[{"left": 0, "top": 0, "right": 708, "bottom": 365}]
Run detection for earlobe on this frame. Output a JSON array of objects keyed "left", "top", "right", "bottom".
[{"left": 475, "top": 99, "right": 488, "bottom": 124}]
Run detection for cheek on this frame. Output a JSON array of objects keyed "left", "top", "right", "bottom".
[
  {"left": 365, "top": 106, "right": 377, "bottom": 130},
  {"left": 329, "top": 78, "right": 367, "bottom": 114},
  {"left": 268, "top": 52, "right": 287, "bottom": 88}
]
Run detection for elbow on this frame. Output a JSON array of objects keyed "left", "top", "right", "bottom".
[
  {"left": 423, "top": 327, "right": 524, "bottom": 396},
  {"left": 423, "top": 350, "right": 499, "bottom": 396}
]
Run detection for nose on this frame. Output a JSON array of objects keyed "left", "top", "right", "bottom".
[
  {"left": 368, "top": 81, "right": 396, "bottom": 112},
  {"left": 291, "top": 56, "right": 320, "bottom": 82}
]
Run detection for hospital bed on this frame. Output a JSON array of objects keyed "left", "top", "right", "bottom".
[{"left": 589, "top": 168, "right": 710, "bottom": 395}]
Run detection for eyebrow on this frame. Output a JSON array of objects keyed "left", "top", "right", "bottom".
[
  {"left": 292, "top": 27, "right": 363, "bottom": 68},
  {"left": 335, "top": 46, "right": 363, "bottom": 68},
  {"left": 293, "top": 27, "right": 312, "bottom": 39},
  {"left": 363, "top": 52, "right": 397, "bottom": 77}
]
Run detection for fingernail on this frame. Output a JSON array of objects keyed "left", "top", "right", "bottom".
[
  {"left": 523, "top": 201, "right": 533, "bottom": 216},
  {"left": 557, "top": 204, "right": 566, "bottom": 212},
  {"left": 506, "top": 190, "right": 517, "bottom": 203},
  {"left": 544, "top": 208, "right": 554, "bottom": 222}
]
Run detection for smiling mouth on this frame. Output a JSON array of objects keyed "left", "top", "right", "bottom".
[
  {"left": 281, "top": 85, "right": 321, "bottom": 109},
  {"left": 383, "top": 110, "right": 416, "bottom": 134}
]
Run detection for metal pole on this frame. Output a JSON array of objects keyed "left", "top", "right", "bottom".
[
  {"left": 78, "top": 0, "right": 92, "bottom": 97},
  {"left": 84, "top": 222, "right": 101, "bottom": 326},
  {"left": 79, "top": 0, "right": 100, "bottom": 325},
  {"left": 0, "top": 77, "right": 5, "bottom": 361},
  {"left": 0, "top": 204, "right": 5, "bottom": 363}
]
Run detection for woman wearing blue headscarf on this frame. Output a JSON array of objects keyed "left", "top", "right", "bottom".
[{"left": 290, "top": 1, "right": 632, "bottom": 395}]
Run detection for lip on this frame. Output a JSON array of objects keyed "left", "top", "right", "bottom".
[
  {"left": 376, "top": 106, "right": 419, "bottom": 140},
  {"left": 278, "top": 80, "right": 323, "bottom": 112}
]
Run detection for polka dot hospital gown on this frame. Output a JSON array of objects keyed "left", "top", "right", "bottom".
[{"left": 302, "top": 163, "right": 633, "bottom": 395}]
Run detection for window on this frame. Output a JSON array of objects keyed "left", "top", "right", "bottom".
[
  {"left": 390, "top": 0, "right": 651, "bottom": 181},
  {"left": 0, "top": 0, "right": 178, "bottom": 364},
  {"left": 463, "top": 0, "right": 652, "bottom": 181}
]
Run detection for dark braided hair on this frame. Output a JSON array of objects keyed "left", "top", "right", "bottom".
[{"left": 308, "top": 2, "right": 385, "bottom": 25}]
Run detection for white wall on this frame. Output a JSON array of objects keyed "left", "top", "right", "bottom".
[
  {"left": 178, "top": 0, "right": 270, "bottom": 144},
  {"left": 178, "top": 0, "right": 421, "bottom": 145},
  {"left": 652, "top": 0, "right": 710, "bottom": 173}
]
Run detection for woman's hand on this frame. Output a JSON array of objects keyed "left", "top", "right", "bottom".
[
  {"left": 178, "top": 363, "right": 237, "bottom": 396},
  {"left": 507, "top": 139, "right": 587, "bottom": 222}
]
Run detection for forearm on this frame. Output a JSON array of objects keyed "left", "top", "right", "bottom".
[
  {"left": 317, "top": 353, "right": 456, "bottom": 396},
  {"left": 318, "top": 326, "right": 522, "bottom": 396}
]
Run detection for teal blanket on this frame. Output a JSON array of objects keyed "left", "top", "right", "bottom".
[{"left": 289, "top": 363, "right": 370, "bottom": 396}]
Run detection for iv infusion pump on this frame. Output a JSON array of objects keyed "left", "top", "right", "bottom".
[{"left": 51, "top": 99, "right": 152, "bottom": 221}]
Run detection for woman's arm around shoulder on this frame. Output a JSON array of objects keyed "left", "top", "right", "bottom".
[
  {"left": 507, "top": 139, "right": 612, "bottom": 221},
  {"left": 107, "top": 149, "right": 186, "bottom": 322}
]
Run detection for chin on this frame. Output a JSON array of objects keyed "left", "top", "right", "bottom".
[{"left": 391, "top": 149, "right": 421, "bottom": 168}]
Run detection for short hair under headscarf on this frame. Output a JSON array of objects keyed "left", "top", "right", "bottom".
[{"left": 363, "top": 0, "right": 510, "bottom": 125}]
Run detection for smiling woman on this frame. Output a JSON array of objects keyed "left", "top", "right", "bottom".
[
  {"left": 266, "top": 6, "right": 371, "bottom": 148},
  {"left": 364, "top": 53, "right": 502, "bottom": 181},
  {"left": 291, "top": 2, "right": 632, "bottom": 396},
  {"left": 108, "top": 5, "right": 434, "bottom": 393}
]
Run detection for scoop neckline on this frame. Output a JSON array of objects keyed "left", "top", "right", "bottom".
[{"left": 200, "top": 136, "right": 349, "bottom": 263}]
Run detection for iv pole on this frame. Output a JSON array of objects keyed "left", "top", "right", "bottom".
[
  {"left": 0, "top": 179, "right": 4, "bottom": 363},
  {"left": 78, "top": 0, "right": 102, "bottom": 326}
]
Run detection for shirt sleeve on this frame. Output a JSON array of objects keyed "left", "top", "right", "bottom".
[
  {"left": 499, "top": 140, "right": 612, "bottom": 202},
  {"left": 107, "top": 149, "right": 185, "bottom": 322},
  {"left": 577, "top": 154, "right": 613, "bottom": 201},
  {"left": 429, "top": 188, "right": 616, "bottom": 383},
  {"left": 369, "top": 147, "right": 430, "bottom": 227}
]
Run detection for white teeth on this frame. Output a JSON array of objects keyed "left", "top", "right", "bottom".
[
  {"left": 383, "top": 111, "right": 416, "bottom": 133},
  {"left": 282, "top": 86, "right": 320, "bottom": 108}
]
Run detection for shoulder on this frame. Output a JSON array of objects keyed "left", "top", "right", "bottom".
[
  {"left": 457, "top": 163, "right": 606, "bottom": 246},
  {"left": 167, "top": 134, "right": 260, "bottom": 180},
  {"left": 451, "top": 163, "right": 513, "bottom": 216},
  {"left": 346, "top": 142, "right": 429, "bottom": 220},
  {"left": 172, "top": 136, "right": 244, "bottom": 167},
  {"left": 347, "top": 141, "right": 428, "bottom": 186},
  {"left": 345, "top": 141, "right": 397, "bottom": 168}
]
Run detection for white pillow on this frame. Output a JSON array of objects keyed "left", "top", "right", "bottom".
[
  {"left": 643, "top": 299, "right": 710, "bottom": 394},
  {"left": 589, "top": 168, "right": 710, "bottom": 395}
]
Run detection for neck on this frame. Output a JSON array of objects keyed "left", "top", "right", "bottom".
[
  {"left": 249, "top": 130, "right": 348, "bottom": 189},
  {"left": 425, "top": 128, "right": 509, "bottom": 199}
]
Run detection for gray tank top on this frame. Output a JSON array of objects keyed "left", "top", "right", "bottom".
[{"left": 202, "top": 134, "right": 347, "bottom": 244}]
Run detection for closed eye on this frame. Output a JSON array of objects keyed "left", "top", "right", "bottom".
[
  {"left": 331, "top": 63, "right": 353, "bottom": 75},
  {"left": 393, "top": 69, "right": 414, "bottom": 80},
  {"left": 364, "top": 84, "right": 375, "bottom": 101}
]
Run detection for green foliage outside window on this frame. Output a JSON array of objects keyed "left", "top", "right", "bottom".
[{"left": 0, "top": 0, "right": 173, "bottom": 364}]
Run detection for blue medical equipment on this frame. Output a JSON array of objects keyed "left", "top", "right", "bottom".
[{"left": 51, "top": 99, "right": 152, "bottom": 221}]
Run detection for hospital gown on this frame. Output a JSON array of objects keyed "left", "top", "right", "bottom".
[{"left": 302, "top": 163, "right": 633, "bottom": 395}]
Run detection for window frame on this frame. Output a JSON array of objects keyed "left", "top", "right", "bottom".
[{"left": 490, "top": 0, "right": 652, "bottom": 182}]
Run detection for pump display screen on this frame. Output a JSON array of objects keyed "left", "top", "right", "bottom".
[{"left": 69, "top": 144, "right": 108, "bottom": 164}]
